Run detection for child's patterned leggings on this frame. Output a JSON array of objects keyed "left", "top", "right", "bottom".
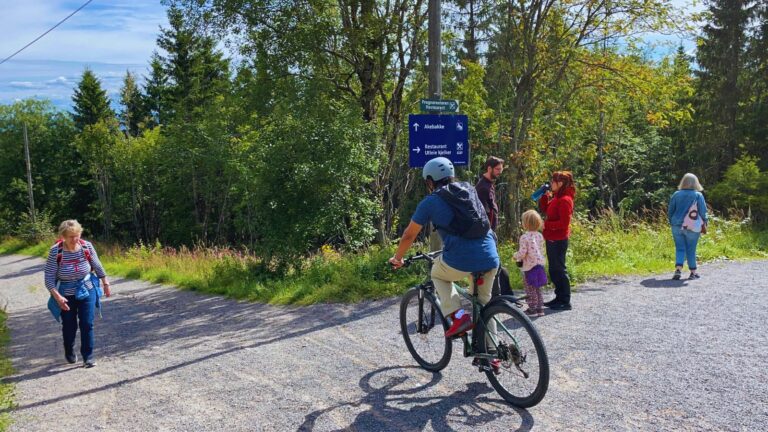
[{"left": 524, "top": 282, "right": 543, "bottom": 310}]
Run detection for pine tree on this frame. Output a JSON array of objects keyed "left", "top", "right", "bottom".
[
  {"left": 151, "top": 6, "right": 232, "bottom": 242},
  {"left": 695, "top": 0, "right": 756, "bottom": 176},
  {"left": 155, "top": 7, "right": 230, "bottom": 122},
  {"left": 452, "top": 0, "right": 496, "bottom": 64},
  {"left": 744, "top": 2, "right": 768, "bottom": 168},
  {"left": 119, "top": 71, "right": 149, "bottom": 137},
  {"left": 669, "top": 46, "right": 696, "bottom": 173},
  {"left": 71, "top": 69, "right": 114, "bottom": 131},
  {"left": 143, "top": 53, "right": 169, "bottom": 128}
]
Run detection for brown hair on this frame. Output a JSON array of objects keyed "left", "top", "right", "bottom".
[
  {"left": 552, "top": 171, "right": 575, "bottom": 196},
  {"left": 483, "top": 156, "right": 505, "bottom": 171}
]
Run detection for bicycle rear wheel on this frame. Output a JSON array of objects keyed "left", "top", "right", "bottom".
[
  {"left": 478, "top": 302, "right": 549, "bottom": 408},
  {"left": 399, "top": 287, "right": 452, "bottom": 372}
]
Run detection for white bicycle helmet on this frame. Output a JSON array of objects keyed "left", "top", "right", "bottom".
[{"left": 422, "top": 157, "right": 455, "bottom": 181}]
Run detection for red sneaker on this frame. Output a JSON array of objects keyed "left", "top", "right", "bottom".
[
  {"left": 490, "top": 359, "right": 501, "bottom": 374},
  {"left": 445, "top": 313, "right": 473, "bottom": 338}
]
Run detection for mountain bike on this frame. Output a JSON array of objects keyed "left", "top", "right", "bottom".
[{"left": 397, "top": 250, "right": 549, "bottom": 408}]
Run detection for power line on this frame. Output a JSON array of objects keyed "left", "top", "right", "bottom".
[{"left": 0, "top": 0, "right": 94, "bottom": 66}]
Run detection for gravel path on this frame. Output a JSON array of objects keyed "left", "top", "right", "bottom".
[{"left": 1, "top": 254, "right": 766, "bottom": 431}]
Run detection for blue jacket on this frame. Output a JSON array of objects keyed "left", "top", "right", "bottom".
[
  {"left": 668, "top": 189, "right": 707, "bottom": 226},
  {"left": 47, "top": 274, "right": 103, "bottom": 322}
]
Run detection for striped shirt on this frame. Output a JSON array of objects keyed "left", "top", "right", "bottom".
[{"left": 44, "top": 240, "right": 107, "bottom": 296}]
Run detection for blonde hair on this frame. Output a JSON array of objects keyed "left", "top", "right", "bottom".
[
  {"left": 58, "top": 220, "right": 83, "bottom": 237},
  {"left": 521, "top": 209, "right": 544, "bottom": 232},
  {"left": 678, "top": 173, "right": 703, "bottom": 191}
]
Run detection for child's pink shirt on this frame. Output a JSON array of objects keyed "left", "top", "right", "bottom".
[{"left": 513, "top": 231, "right": 546, "bottom": 271}]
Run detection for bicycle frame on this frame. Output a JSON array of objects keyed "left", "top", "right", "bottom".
[
  {"left": 404, "top": 251, "right": 525, "bottom": 361},
  {"left": 453, "top": 283, "right": 524, "bottom": 361},
  {"left": 399, "top": 250, "right": 550, "bottom": 407}
]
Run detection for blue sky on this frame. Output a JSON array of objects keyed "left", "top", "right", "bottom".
[
  {"left": 0, "top": 0, "right": 167, "bottom": 108},
  {"left": 0, "top": 0, "right": 703, "bottom": 111}
]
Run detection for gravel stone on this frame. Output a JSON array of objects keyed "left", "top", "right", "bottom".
[{"left": 1, "top": 254, "right": 766, "bottom": 431}]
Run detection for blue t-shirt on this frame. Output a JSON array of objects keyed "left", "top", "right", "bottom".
[
  {"left": 668, "top": 189, "right": 707, "bottom": 226},
  {"left": 412, "top": 193, "right": 500, "bottom": 272}
]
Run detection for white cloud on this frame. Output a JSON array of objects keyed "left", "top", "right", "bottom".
[
  {"left": 1, "top": 60, "right": 147, "bottom": 109},
  {"left": 9, "top": 81, "right": 46, "bottom": 89},
  {"left": 46, "top": 76, "right": 71, "bottom": 85},
  {"left": 0, "top": 0, "right": 167, "bottom": 64}
]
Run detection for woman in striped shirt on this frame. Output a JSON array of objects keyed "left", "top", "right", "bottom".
[{"left": 45, "top": 220, "right": 111, "bottom": 367}]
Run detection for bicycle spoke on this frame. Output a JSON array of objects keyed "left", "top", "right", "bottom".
[
  {"left": 480, "top": 304, "right": 549, "bottom": 407},
  {"left": 400, "top": 288, "right": 451, "bottom": 371}
]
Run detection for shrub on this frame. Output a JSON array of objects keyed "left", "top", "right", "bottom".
[
  {"left": 14, "top": 211, "right": 55, "bottom": 242},
  {"left": 710, "top": 156, "right": 768, "bottom": 225}
]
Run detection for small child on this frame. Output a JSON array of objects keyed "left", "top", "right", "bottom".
[{"left": 513, "top": 209, "right": 548, "bottom": 317}]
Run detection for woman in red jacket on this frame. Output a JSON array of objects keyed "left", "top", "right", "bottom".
[{"left": 538, "top": 171, "right": 576, "bottom": 310}]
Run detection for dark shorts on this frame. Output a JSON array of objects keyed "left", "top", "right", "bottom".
[{"left": 524, "top": 265, "right": 548, "bottom": 288}]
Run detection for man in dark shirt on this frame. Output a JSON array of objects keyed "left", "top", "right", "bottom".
[{"left": 475, "top": 156, "right": 504, "bottom": 231}]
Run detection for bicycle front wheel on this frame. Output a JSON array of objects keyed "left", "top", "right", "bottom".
[
  {"left": 399, "top": 287, "right": 452, "bottom": 372},
  {"left": 479, "top": 303, "right": 549, "bottom": 408}
]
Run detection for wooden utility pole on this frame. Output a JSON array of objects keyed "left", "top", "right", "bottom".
[
  {"left": 428, "top": 0, "right": 443, "bottom": 252},
  {"left": 23, "top": 122, "right": 36, "bottom": 225},
  {"left": 428, "top": 0, "right": 442, "bottom": 100}
]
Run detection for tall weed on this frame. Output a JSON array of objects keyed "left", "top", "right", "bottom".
[
  {"left": 0, "top": 311, "right": 15, "bottom": 430},
  {"left": 2, "top": 214, "right": 766, "bottom": 305}
]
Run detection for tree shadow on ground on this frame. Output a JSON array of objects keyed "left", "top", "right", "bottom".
[
  {"left": 574, "top": 286, "right": 607, "bottom": 293},
  {"left": 298, "top": 365, "right": 534, "bottom": 432},
  {"left": 0, "top": 256, "right": 39, "bottom": 266},
  {"left": 0, "top": 263, "right": 44, "bottom": 280},
  {"left": 640, "top": 278, "right": 688, "bottom": 289},
  {"left": 3, "top": 279, "right": 399, "bottom": 412}
]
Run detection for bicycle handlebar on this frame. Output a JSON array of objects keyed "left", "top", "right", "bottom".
[{"left": 402, "top": 250, "right": 443, "bottom": 267}]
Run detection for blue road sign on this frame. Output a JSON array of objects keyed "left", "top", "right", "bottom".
[{"left": 408, "top": 114, "right": 469, "bottom": 168}]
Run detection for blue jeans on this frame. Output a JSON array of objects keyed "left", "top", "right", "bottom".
[
  {"left": 61, "top": 287, "right": 97, "bottom": 361},
  {"left": 671, "top": 225, "right": 700, "bottom": 270}
]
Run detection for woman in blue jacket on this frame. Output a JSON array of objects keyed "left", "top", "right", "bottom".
[{"left": 668, "top": 173, "right": 708, "bottom": 280}]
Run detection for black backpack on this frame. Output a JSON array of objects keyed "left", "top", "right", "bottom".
[
  {"left": 492, "top": 266, "right": 513, "bottom": 297},
  {"left": 434, "top": 181, "right": 491, "bottom": 239}
]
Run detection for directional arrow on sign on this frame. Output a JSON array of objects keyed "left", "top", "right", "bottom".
[{"left": 408, "top": 114, "right": 469, "bottom": 168}]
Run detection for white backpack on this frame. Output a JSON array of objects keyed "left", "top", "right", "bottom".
[{"left": 682, "top": 199, "right": 702, "bottom": 232}]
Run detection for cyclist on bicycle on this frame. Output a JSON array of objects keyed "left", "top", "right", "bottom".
[{"left": 389, "top": 157, "right": 499, "bottom": 339}]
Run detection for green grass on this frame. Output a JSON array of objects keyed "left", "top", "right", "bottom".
[
  {"left": 565, "top": 214, "right": 768, "bottom": 282},
  {"left": 0, "top": 311, "right": 15, "bottom": 431},
  {"left": 2, "top": 216, "right": 767, "bottom": 307}
]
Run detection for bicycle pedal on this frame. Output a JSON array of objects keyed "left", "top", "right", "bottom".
[{"left": 480, "top": 364, "right": 501, "bottom": 375}]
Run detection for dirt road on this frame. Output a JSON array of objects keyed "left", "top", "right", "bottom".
[{"left": 1, "top": 254, "right": 766, "bottom": 431}]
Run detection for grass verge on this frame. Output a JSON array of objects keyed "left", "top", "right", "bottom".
[
  {"left": 0, "top": 310, "right": 14, "bottom": 431},
  {"left": 2, "top": 216, "right": 767, "bottom": 306}
]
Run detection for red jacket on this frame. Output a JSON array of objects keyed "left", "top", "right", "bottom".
[{"left": 538, "top": 187, "right": 575, "bottom": 241}]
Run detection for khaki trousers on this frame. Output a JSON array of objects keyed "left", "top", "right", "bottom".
[{"left": 431, "top": 256, "right": 497, "bottom": 318}]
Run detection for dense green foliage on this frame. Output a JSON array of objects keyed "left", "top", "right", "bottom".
[{"left": 0, "top": 1, "right": 766, "bottom": 267}]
